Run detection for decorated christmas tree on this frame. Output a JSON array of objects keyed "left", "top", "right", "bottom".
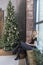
[{"left": 3, "top": 0, "right": 19, "bottom": 51}]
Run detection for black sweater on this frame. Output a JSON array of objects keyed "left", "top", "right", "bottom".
[{"left": 30, "top": 37, "right": 37, "bottom": 44}]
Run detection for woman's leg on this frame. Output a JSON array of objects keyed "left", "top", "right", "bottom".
[
  {"left": 15, "top": 48, "right": 21, "bottom": 60},
  {"left": 12, "top": 44, "right": 19, "bottom": 54},
  {"left": 15, "top": 47, "right": 27, "bottom": 60},
  {"left": 21, "top": 42, "right": 33, "bottom": 50}
]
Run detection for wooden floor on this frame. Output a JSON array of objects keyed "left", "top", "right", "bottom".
[
  {"left": 19, "top": 59, "right": 26, "bottom": 65},
  {"left": 0, "top": 49, "right": 26, "bottom": 65},
  {"left": 0, "top": 49, "right": 12, "bottom": 56},
  {"left": 0, "top": 56, "right": 19, "bottom": 65}
]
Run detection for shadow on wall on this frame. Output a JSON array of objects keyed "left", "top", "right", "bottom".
[{"left": 16, "top": 0, "right": 26, "bottom": 42}]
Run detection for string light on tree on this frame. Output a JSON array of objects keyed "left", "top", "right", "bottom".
[
  {"left": 9, "top": 33, "right": 11, "bottom": 36},
  {"left": 7, "top": 38, "right": 9, "bottom": 41},
  {"left": 10, "top": 13, "right": 12, "bottom": 16},
  {"left": 14, "top": 27, "right": 16, "bottom": 30},
  {"left": 8, "top": 17, "right": 10, "bottom": 20}
]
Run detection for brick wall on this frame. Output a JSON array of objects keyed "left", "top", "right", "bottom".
[
  {"left": 26, "top": 0, "right": 34, "bottom": 43},
  {"left": 0, "top": 9, "right": 4, "bottom": 37}
]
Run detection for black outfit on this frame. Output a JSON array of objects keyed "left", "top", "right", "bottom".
[
  {"left": 30, "top": 37, "right": 37, "bottom": 44},
  {"left": 13, "top": 37, "right": 37, "bottom": 60},
  {"left": 21, "top": 37, "right": 37, "bottom": 50}
]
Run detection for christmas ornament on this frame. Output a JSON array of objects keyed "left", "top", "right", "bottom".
[
  {"left": 9, "top": 33, "right": 11, "bottom": 36},
  {"left": 10, "top": 13, "right": 11, "bottom": 15},
  {"left": 7, "top": 38, "right": 9, "bottom": 41},
  {"left": 8, "top": 17, "right": 10, "bottom": 19},
  {"left": 14, "top": 27, "right": 16, "bottom": 30}
]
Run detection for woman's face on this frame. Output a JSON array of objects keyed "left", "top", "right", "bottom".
[{"left": 32, "top": 31, "right": 37, "bottom": 37}]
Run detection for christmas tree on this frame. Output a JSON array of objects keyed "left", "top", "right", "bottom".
[{"left": 3, "top": 0, "right": 19, "bottom": 51}]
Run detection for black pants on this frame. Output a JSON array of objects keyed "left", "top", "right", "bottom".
[
  {"left": 13, "top": 42, "right": 36, "bottom": 56},
  {"left": 12, "top": 45, "right": 19, "bottom": 54},
  {"left": 21, "top": 42, "right": 36, "bottom": 50}
]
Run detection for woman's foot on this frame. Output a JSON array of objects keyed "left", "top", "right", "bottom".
[{"left": 15, "top": 56, "right": 20, "bottom": 60}]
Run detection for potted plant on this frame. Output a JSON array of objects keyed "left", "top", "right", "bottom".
[{"left": 33, "top": 48, "right": 43, "bottom": 65}]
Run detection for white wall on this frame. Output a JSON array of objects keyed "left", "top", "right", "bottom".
[{"left": 0, "top": 0, "right": 21, "bottom": 18}]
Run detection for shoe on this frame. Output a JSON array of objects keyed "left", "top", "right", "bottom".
[
  {"left": 12, "top": 52, "right": 16, "bottom": 55},
  {"left": 15, "top": 56, "right": 20, "bottom": 60}
]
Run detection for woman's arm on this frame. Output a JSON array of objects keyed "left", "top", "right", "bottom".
[
  {"left": 26, "top": 41, "right": 37, "bottom": 46},
  {"left": 34, "top": 41, "right": 37, "bottom": 46}
]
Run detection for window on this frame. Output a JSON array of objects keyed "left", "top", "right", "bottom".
[
  {"left": 36, "top": 0, "right": 43, "bottom": 22},
  {"left": 36, "top": 0, "right": 43, "bottom": 52}
]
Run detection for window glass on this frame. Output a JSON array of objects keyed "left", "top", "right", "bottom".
[
  {"left": 36, "top": 24, "right": 43, "bottom": 52},
  {"left": 36, "top": 24, "right": 39, "bottom": 31},
  {"left": 36, "top": 0, "right": 43, "bottom": 22},
  {"left": 39, "top": 23, "right": 43, "bottom": 41},
  {"left": 40, "top": 0, "right": 43, "bottom": 21},
  {"left": 36, "top": 0, "right": 40, "bottom": 22},
  {"left": 36, "top": 0, "right": 43, "bottom": 53}
]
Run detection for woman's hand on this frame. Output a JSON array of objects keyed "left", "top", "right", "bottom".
[{"left": 26, "top": 42, "right": 35, "bottom": 46}]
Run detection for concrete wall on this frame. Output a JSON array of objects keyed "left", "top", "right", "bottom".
[{"left": 16, "top": 0, "right": 26, "bottom": 42}]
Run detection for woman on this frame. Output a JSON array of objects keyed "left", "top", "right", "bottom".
[{"left": 15, "top": 30, "right": 37, "bottom": 60}]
